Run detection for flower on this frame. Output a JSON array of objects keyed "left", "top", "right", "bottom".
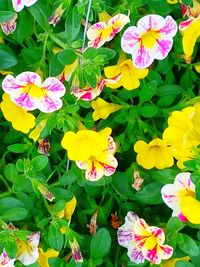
[
  {"left": 161, "top": 172, "right": 200, "bottom": 224},
  {"left": 121, "top": 14, "right": 177, "bottom": 68},
  {"left": 0, "top": 93, "right": 36, "bottom": 134},
  {"left": 167, "top": 0, "right": 181, "bottom": 3},
  {"left": 61, "top": 127, "right": 118, "bottom": 181},
  {"left": 104, "top": 53, "right": 149, "bottom": 90},
  {"left": 162, "top": 105, "right": 200, "bottom": 168},
  {"left": 60, "top": 59, "right": 78, "bottom": 82},
  {"left": 49, "top": 4, "right": 66, "bottom": 27},
  {"left": 37, "top": 183, "right": 55, "bottom": 202},
  {"left": 57, "top": 196, "right": 77, "bottom": 220},
  {"left": 17, "top": 232, "right": 40, "bottom": 265},
  {"left": 2, "top": 71, "right": 66, "bottom": 113},
  {"left": 69, "top": 238, "right": 83, "bottom": 263},
  {"left": 0, "top": 13, "right": 17, "bottom": 35},
  {"left": 117, "top": 212, "right": 173, "bottom": 265},
  {"left": 91, "top": 97, "right": 122, "bottom": 121},
  {"left": 38, "top": 248, "right": 59, "bottom": 267},
  {"left": 0, "top": 250, "right": 15, "bottom": 267},
  {"left": 87, "top": 14, "right": 130, "bottom": 48},
  {"left": 134, "top": 138, "right": 174, "bottom": 169},
  {"left": 29, "top": 119, "right": 47, "bottom": 142},
  {"left": 12, "top": 0, "right": 38, "bottom": 12},
  {"left": 179, "top": 0, "right": 200, "bottom": 59}
]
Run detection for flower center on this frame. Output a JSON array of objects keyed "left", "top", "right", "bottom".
[
  {"left": 141, "top": 30, "right": 161, "bottom": 49},
  {"left": 23, "top": 84, "right": 45, "bottom": 98}
]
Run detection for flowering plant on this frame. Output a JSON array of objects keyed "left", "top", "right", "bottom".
[{"left": 1, "top": 0, "right": 200, "bottom": 266}]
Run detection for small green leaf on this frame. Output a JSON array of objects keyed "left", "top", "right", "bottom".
[
  {"left": 179, "top": 234, "right": 199, "bottom": 257},
  {"left": 4, "top": 235, "right": 17, "bottom": 258},
  {"left": 90, "top": 228, "right": 111, "bottom": 259},
  {"left": 65, "top": 6, "right": 81, "bottom": 42},
  {"left": 58, "top": 48, "right": 78, "bottom": 65},
  {"left": 2, "top": 207, "right": 28, "bottom": 221},
  {"left": 49, "top": 54, "right": 64, "bottom": 77},
  {"left": 176, "top": 262, "right": 195, "bottom": 267},
  {"left": 138, "top": 104, "right": 158, "bottom": 118},
  {"left": 31, "top": 155, "right": 48, "bottom": 171},
  {"left": 98, "top": 47, "right": 116, "bottom": 60},
  {"left": 139, "top": 80, "right": 157, "bottom": 104},
  {"left": 0, "top": 44, "right": 17, "bottom": 69},
  {"left": 29, "top": 3, "right": 50, "bottom": 31},
  {"left": 7, "top": 144, "right": 29, "bottom": 153},
  {"left": 16, "top": 159, "right": 24, "bottom": 172},
  {"left": 166, "top": 217, "right": 183, "bottom": 232},
  {"left": 83, "top": 48, "right": 98, "bottom": 59},
  {"left": 4, "top": 163, "right": 18, "bottom": 182},
  {"left": 135, "top": 182, "right": 163, "bottom": 204},
  {"left": 0, "top": 11, "right": 15, "bottom": 23},
  {"left": 52, "top": 200, "right": 66, "bottom": 214},
  {"left": 84, "top": 70, "right": 97, "bottom": 88},
  {"left": 48, "top": 223, "right": 64, "bottom": 251}
]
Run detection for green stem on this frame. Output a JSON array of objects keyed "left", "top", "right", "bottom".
[
  {"left": 0, "top": 175, "right": 11, "bottom": 192},
  {"left": 42, "top": 33, "right": 49, "bottom": 62},
  {"left": 43, "top": 197, "right": 52, "bottom": 215},
  {"left": 50, "top": 33, "right": 68, "bottom": 49},
  {"left": 0, "top": 191, "right": 12, "bottom": 198}
]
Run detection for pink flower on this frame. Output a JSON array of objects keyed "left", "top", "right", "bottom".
[
  {"left": 117, "top": 212, "right": 173, "bottom": 265},
  {"left": 2, "top": 71, "right": 66, "bottom": 113},
  {"left": 0, "top": 250, "right": 15, "bottom": 267},
  {"left": 12, "top": 0, "right": 38, "bottom": 12},
  {"left": 121, "top": 14, "right": 177, "bottom": 68},
  {"left": 87, "top": 14, "right": 130, "bottom": 48}
]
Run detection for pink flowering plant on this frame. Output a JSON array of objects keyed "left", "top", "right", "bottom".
[{"left": 1, "top": 0, "right": 200, "bottom": 266}]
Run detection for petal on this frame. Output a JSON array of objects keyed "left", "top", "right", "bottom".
[
  {"left": 23, "top": 0, "right": 38, "bottom": 7},
  {"left": 98, "top": 154, "right": 118, "bottom": 176},
  {"left": 12, "top": 92, "right": 37, "bottom": 110},
  {"left": 137, "top": 14, "right": 166, "bottom": 32},
  {"left": 174, "top": 172, "right": 195, "bottom": 192},
  {"left": 121, "top": 26, "right": 141, "bottom": 54},
  {"left": 154, "top": 38, "right": 173, "bottom": 60},
  {"left": 106, "top": 136, "right": 116, "bottom": 153},
  {"left": 147, "top": 227, "right": 165, "bottom": 245},
  {"left": 160, "top": 16, "right": 177, "bottom": 37},
  {"left": 87, "top": 22, "right": 107, "bottom": 48},
  {"left": 15, "top": 72, "right": 42, "bottom": 86},
  {"left": 76, "top": 160, "right": 104, "bottom": 181},
  {"left": 42, "top": 77, "right": 66, "bottom": 98},
  {"left": 2, "top": 74, "right": 22, "bottom": 94},
  {"left": 107, "top": 14, "right": 130, "bottom": 39},
  {"left": 12, "top": 112, "right": 36, "bottom": 133},
  {"left": 157, "top": 245, "right": 174, "bottom": 261},
  {"left": 104, "top": 65, "right": 121, "bottom": 78},
  {"left": 0, "top": 250, "right": 15, "bottom": 267},
  {"left": 127, "top": 247, "right": 145, "bottom": 264},
  {"left": 180, "top": 196, "right": 200, "bottom": 224},
  {"left": 161, "top": 184, "right": 180, "bottom": 211},
  {"left": 179, "top": 18, "right": 194, "bottom": 31},
  {"left": 132, "top": 45, "right": 155, "bottom": 69},
  {"left": 38, "top": 95, "right": 63, "bottom": 113},
  {"left": 143, "top": 244, "right": 173, "bottom": 264},
  {"left": 12, "top": 0, "right": 24, "bottom": 12}
]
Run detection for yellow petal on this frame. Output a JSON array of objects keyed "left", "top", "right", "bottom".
[
  {"left": 38, "top": 248, "right": 59, "bottom": 267},
  {"left": 180, "top": 196, "right": 200, "bottom": 224}
]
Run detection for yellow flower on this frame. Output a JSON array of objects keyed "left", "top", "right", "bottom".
[
  {"left": 29, "top": 119, "right": 47, "bottom": 142},
  {"left": 57, "top": 196, "right": 77, "bottom": 220},
  {"left": 0, "top": 93, "right": 35, "bottom": 133},
  {"left": 38, "top": 248, "right": 59, "bottom": 267},
  {"left": 194, "top": 64, "right": 200, "bottom": 72},
  {"left": 91, "top": 98, "right": 122, "bottom": 121},
  {"left": 160, "top": 257, "right": 190, "bottom": 267},
  {"left": 104, "top": 54, "right": 148, "bottom": 90},
  {"left": 98, "top": 11, "right": 111, "bottom": 23},
  {"left": 134, "top": 138, "right": 174, "bottom": 169},
  {"left": 167, "top": 0, "right": 181, "bottom": 4}
]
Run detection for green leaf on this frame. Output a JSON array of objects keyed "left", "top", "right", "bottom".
[
  {"left": 98, "top": 48, "right": 116, "bottom": 60},
  {"left": 16, "top": 159, "right": 24, "bottom": 172},
  {"left": 135, "top": 182, "right": 163, "bottom": 204},
  {"left": 195, "top": 180, "right": 200, "bottom": 201},
  {"left": 176, "top": 262, "right": 195, "bottom": 267},
  {"left": 13, "top": 174, "right": 26, "bottom": 192},
  {"left": 84, "top": 70, "right": 97, "bottom": 88},
  {"left": 138, "top": 104, "right": 158, "bottom": 118},
  {"left": 139, "top": 80, "right": 157, "bottom": 104},
  {"left": 29, "top": 3, "right": 50, "bottom": 31},
  {"left": 13, "top": 12, "right": 34, "bottom": 43},
  {"left": 0, "top": 44, "right": 17, "bottom": 69},
  {"left": 49, "top": 54, "right": 64, "bottom": 76},
  {"left": 0, "top": 11, "right": 15, "bottom": 23},
  {"left": 52, "top": 200, "right": 66, "bottom": 214},
  {"left": 4, "top": 235, "right": 17, "bottom": 258},
  {"left": 48, "top": 223, "right": 64, "bottom": 251},
  {"left": 90, "top": 228, "right": 111, "bottom": 259},
  {"left": 156, "top": 84, "right": 182, "bottom": 96},
  {"left": 65, "top": 6, "right": 81, "bottom": 42},
  {"left": 31, "top": 155, "right": 48, "bottom": 171},
  {"left": 179, "top": 234, "right": 199, "bottom": 257},
  {"left": 0, "top": 198, "right": 24, "bottom": 214},
  {"left": 166, "top": 217, "right": 184, "bottom": 232},
  {"left": 2, "top": 207, "right": 28, "bottom": 221},
  {"left": 148, "top": 168, "right": 178, "bottom": 184},
  {"left": 83, "top": 48, "right": 98, "bottom": 59},
  {"left": 7, "top": 144, "right": 29, "bottom": 153},
  {"left": 4, "top": 163, "right": 18, "bottom": 182},
  {"left": 58, "top": 48, "right": 78, "bottom": 65}
]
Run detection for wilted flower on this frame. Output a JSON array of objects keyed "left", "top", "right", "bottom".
[
  {"left": 0, "top": 93, "right": 36, "bottom": 133},
  {"left": 0, "top": 250, "right": 15, "bottom": 267},
  {"left": 87, "top": 210, "right": 98, "bottom": 235},
  {"left": 0, "top": 13, "right": 17, "bottom": 35},
  {"left": 38, "top": 138, "right": 50, "bottom": 156},
  {"left": 2, "top": 71, "right": 66, "bottom": 113},
  {"left": 104, "top": 53, "right": 149, "bottom": 90},
  {"left": 132, "top": 170, "right": 144, "bottom": 191},
  {"left": 91, "top": 97, "right": 122, "bottom": 121},
  {"left": 38, "top": 248, "right": 59, "bottom": 267},
  {"left": 117, "top": 212, "right": 173, "bottom": 264},
  {"left": 61, "top": 127, "right": 118, "bottom": 181},
  {"left": 49, "top": 4, "right": 66, "bottom": 27},
  {"left": 111, "top": 211, "right": 122, "bottom": 229},
  {"left": 69, "top": 238, "right": 83, "bottom": 263},
  {"left": 161, "top": 172, "right": 200, "bottom": 224},
  {"left": 17, "top": 232, "right": 40, "bottom": 265},
  {"left": 134, "top": 138, "right": 174, "bottom": 169},
  {"left": 87, "top": 14, "right": 130, "bottom": 48},
  {"left": 12, "top": 0, "right": 39, "bottom": 12},
  {"left": 38, "top": 183, "right": 55, "bottom": 202},
  {"left": 121, "top": 14, "right": 177, "bottom": 68}
]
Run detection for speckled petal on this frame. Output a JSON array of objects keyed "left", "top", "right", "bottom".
[
  {"left": 0, "top": 250, "right": 15, "bottom": 267},
  {"left": 121, "top": 26, "right": 141, "bottom": 54},
  {"left": 160, "top": 16, "right": 177, "bottom": 37},
  {"left": 2, "top": 74, "right": 23, "bottom": 94},
  {"left": 127, "top": 247, "right": 145, "bottom": 264},
  {"left": 87, "top": 22, "right": 107, "bottom": 48},
  {"left": 42, "top": 77, "right": 66, "bottom": 98},
  {"left": 24, "top": 0, "right": 38, "bottom": 7},
  {"left": 137, "top": 14, "right": 165, "bottom": 32},
  {"left": 161, "top": 184, "right": 180, "bottom": 211},
  {"left": 38, "top": 95, "right": 63, "bottom": 113},
  {"left": 154, "top": 38, "right": 173, "bottom": 60},
  {"left": 15, "top": 72, "right": 42, "bottom": 86},
  {"left": 12, "top": 0, "right": 25, "bottom": 12},
  {"left": 11, "top": 92, "right": 37, "bottom": 110},
  {"left": 107, "top": 14, "right": 130, "bottom": 40},
  {"left": 174, "top": 172, "right": 195, "bottom": 191}
]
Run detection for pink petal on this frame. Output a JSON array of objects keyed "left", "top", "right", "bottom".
[
  {"left": 127, "top": 247, "right": 145, "bottom": 264},
  {"left": 160, "top": 16, "right": 177, "bottom": 37},
  {"left": 105, "top": 136, "right": 116, "bottom": 153},
  {"left": 161, "top": 184, "right": 179, "bottom": 210},
  {"left": 133, "top": 45, "right": 154, "bottom": 69},
  {"left": 154, "top": 38, "right": 173, "bottom": 60},
  {"left": 2, "top": 74, "right": 22, "bottom": 94},
  {"left": 87, "top": 22, "right": 107, "bottom": 48},
  {"left": 42, "top": 77, "right": 66, "bottom": 98},
  {"left": 24, "top": 0, "right": 38, "bottom": 7},
  {"left": 147, "top": 227, "right": 165, "bottom": 245},
  {"left": 12, "top": 0, "right": 24, "bottom": 12},
  {"left": 174, "top": 172, "right": 195, "bottom": 192},
  {"left": 179, "top": 18, "right": 195, "bottom": 30},
  {"left": 98, "top": 155, "right": 118, "bottom": 176},
  {"left": 0, "top": 250, "right": 15, "bottom": 266},
  {"left": 137, "top": 14, "right": 165, "bottom": 32},
  {"left": 15, "top": 71, "right": 42, "bottom": 86},
  {"left": 12, "top": 92, "right": 36, "bottom": 110},
  {"left": 107, "top": 14, "right": 130, "bottom": 40},
  {"left": 28, "top": 232, "right": 40, "bottom": 247},
  {"left": 38, "top": 95, "right": 63, "bottom": 113},
  {"left": 121, "top": 26, "right": 141, "bottom": 54}
]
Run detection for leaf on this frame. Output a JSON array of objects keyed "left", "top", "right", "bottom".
[
  {"left": 31, "top": 155, "right": 49, "bottom": 171},
  {"left": 90, "top": 228, "right": 111, "bottom": 259},
  {"left": 29, "top": 3, "right": 50, "bottom": 31},
  {"left": 0, "top": 197, "right": 24, "bottom": 214},
  {"left": 48, "top": 224, "right": 64, "bottom": 251},
  {"left": 166, "top": 217, "right": 184, "bottom": 232},
  {"left": 16, "top": 159, "right": 24, "bottom": 172},
  {"left": 176, "top": 262, "right": 194, "bottom": 267},
  {"left": 0, "top": 11, "right": 15, "bottom": 23},
  {"left": 4, "top": 235, "right": 17, "bottom": 258},
  {"left": 0, "top": 44, "right": 17, "bottom": 69},
  {"left": 65, "top": 6, "right": 81, "bottom": 42},
  {"left": 179, "top": 234, "right": 199, "bottom": 257},
  {"left": 4, "top": 163, "right": 18, "bottom": 182},
  {"left": 13, "top": 174, "right": 26, "bottom": 192},
  {"left": 49, "top": 54, "right": 64, "bottom": 76},
  {"left": 84, "top": 70, "right": 97, "bottom": 88},
  {"left": 138, "top": 104, "right": 158, "bottom": 118},
  {"left": 7, "top": 144, "right": 29, "bottom": 153},
  {"left": 156, "top": 84, "right": 182, "bottom": 96},
  {"left": 83, "top": 48, "right": 98, "bottom": 59},
  {"left": 148, "top": 168, "right": 178, "bottom": 184},
  {"left": 58, "top": 48, "right": 78, "bottom": 65},
  {"left": 139, "top": 80, "right": 157, "bottom": 104},
  {"left": 2, "top": 207, "right": 28, "bottom": 221},
  {"left": 98, "top": 47, "right": 116, "bottom": 60},
  {"left": 134, "top": 182, "right": 163, "bottom": 204}
]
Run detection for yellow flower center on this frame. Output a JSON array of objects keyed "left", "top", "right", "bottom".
[
  {"left": 23, "top": 84, "right": 45, "bottom": 98},
  {"left": 179, "top": 188, "right": 195, "bottom": 198},
  {"left": 141, "top": 30, "right": 161, "bottom": 49},
  {"left": 17, "top": 239, "right": 32, "bottom": 256}
]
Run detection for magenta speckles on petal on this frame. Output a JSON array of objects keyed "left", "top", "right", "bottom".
[
  {"left": 0, "top": 250, "right": 15, "bottom": 267},
  {"left": 156, "top": 39, "right": 173, "bottom": 59},
  {"left": 12, "top": 0, "right": 38, "bottom": 12},
  {"left": 134, "top": 46, "right": 153, "bottom": 69}
]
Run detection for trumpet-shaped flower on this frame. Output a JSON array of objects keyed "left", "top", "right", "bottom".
[
  {"left": 61, "top": 127, "right": 118, "bottom": 181},
  {"left": 0, "top": 250, "right": 15, "bottom": 267},
  {"left": 121, "top": 14, "right": 177, "bottom": 68},
  {"left": 29, "top": 119, "right": 47, "bottom": 142},
  {"left": 12, "top": 0, "right": 38, "bottom": 12},
  {"left": 87, "top": 14, "right": 130, "bottom": 48},
  {"left": 167, "top": 0, "right": 182, "bottom": 4},
  {"left": 91, "top": 97, "right": 122, "bottom": 121},
  {"left": 1, "top": 93, "right": 36, "bottom": 133},
  {"left": 57, "top": 196, "right": 77, "bottom": 220},
  {"left": 17, "top": 232, "right": 40, "bottom": 265},
  {"left": 117, "top": 212, "right": 173, "bottom": 265},
  {"left": 69, "top": 238, "right": 83, "bottom": 263},
  {"left": 134, "top": 138, "right": 174, "bottom": 169},
  {"left": 104, "top": 54, "right": 149, "bottom": 90},
  {"left": 0, "top": 13, "right": 17, "bottom": 35},
  {"left": 38, "top": 248, "right": 59, "bottom": 267},
  {"left": 2, "top": 72, "right": 66, "bottom": 113},
  {"left": 161, "top": 172, "right": 200, "bottom": 224}
]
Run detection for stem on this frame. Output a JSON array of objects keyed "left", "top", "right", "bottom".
[
  {"left": 66, "top": 159, "right": 70, "bottom": 172},
  {"left": 0, "top": 191, "right": 12, "bottom": 198},
  {"left": 50, "top": 33, "right": 68, "bottom": 49},
  {"left": 81, "top": 0, "right": 93, "bottom": 51},
  {"left": 43, "top": 197, "right": 52, "bottom": 215},
  {"left": 42, "top": 33, "right": 49, "bottom": 62},
  {"left": 0, "top": 175, "right": 11, "bottom": 192}
]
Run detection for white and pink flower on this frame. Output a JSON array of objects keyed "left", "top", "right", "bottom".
[
  {"left": 117, "top": 212, "right": 173, "bottom": 265},
  {"left": 12, "top": 0, "right": 38, "bottom": 12},
  {"left": 2, "top": 71, "right": 66, "bottom": 113},
  {"left": 87, "top": 14, "right": 130, "bottom": 48},
  {"left": 0, "top": 250, "right": 15, "bottom": 267},
  {"left": 121, "top": 14, "right": 177, "bottom": 68}
]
